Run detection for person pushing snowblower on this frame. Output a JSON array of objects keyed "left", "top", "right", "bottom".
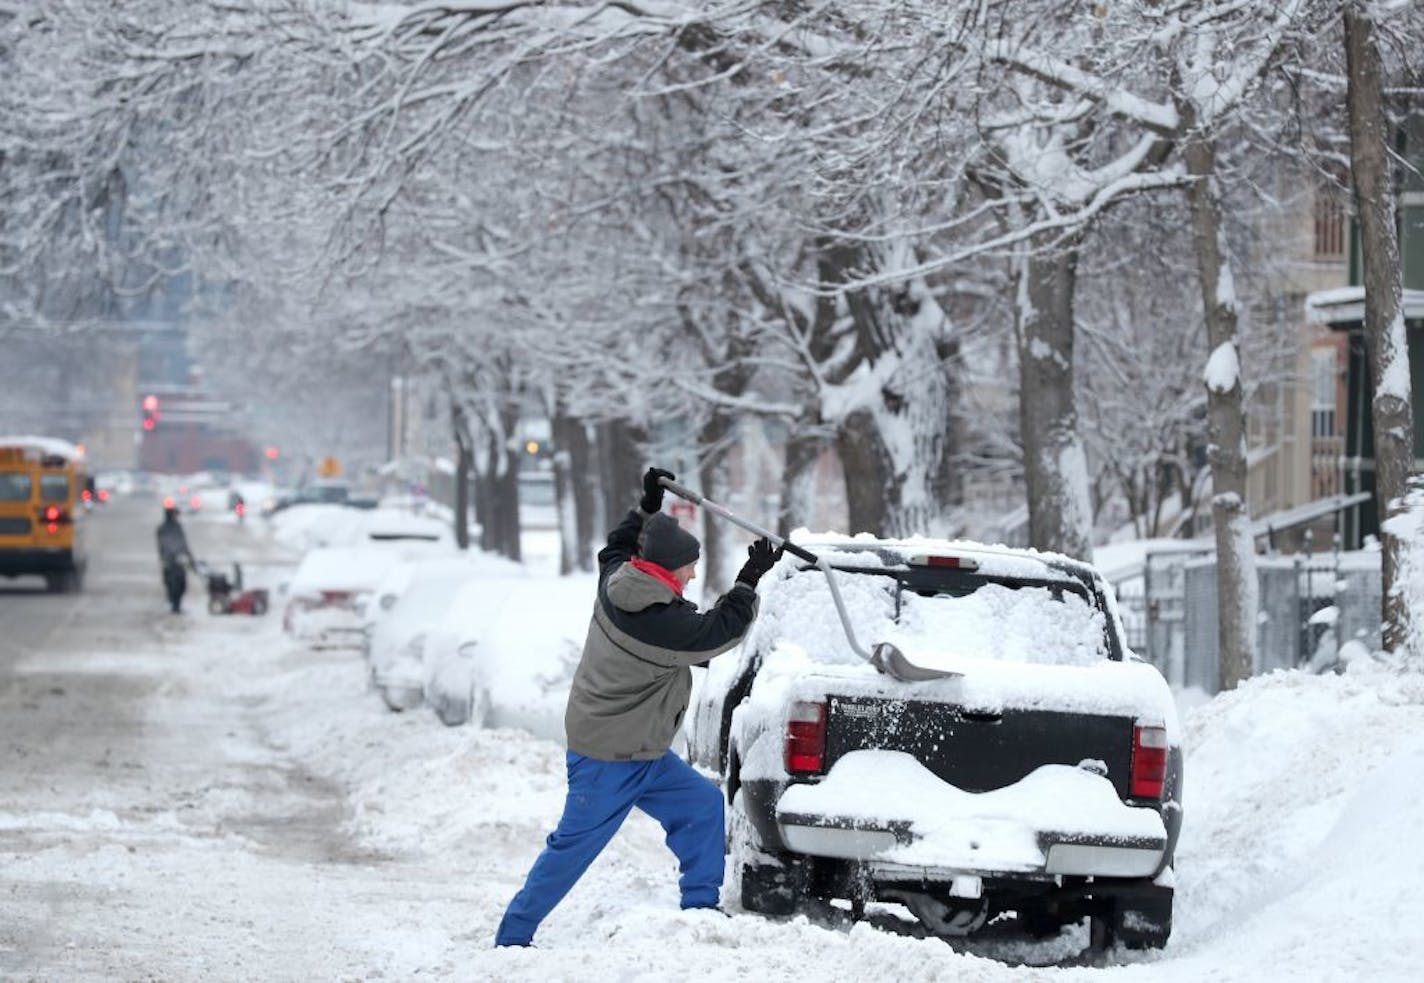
[
  {"left": 495, "top": 467, "right": 781, "bottom": 948},
  {"left": 156, "top": 502, "right": 194, "bottom": 614}
]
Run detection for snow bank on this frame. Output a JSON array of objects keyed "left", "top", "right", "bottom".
[{"left": 1170, "top": 665, "right": 1424, "bottom": 978}]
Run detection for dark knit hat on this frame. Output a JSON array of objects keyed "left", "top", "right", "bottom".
[{"left": 638, "top": 512, "right": 701, "bottom": 570}]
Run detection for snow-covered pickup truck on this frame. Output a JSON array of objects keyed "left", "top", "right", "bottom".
[{"left": 686, "top": 537, "right": 1183, "bottom": 950}]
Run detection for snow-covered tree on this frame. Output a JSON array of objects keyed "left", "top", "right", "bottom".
[{"left": 1342, "top": 0, "right": 1418, "bottom": 657}]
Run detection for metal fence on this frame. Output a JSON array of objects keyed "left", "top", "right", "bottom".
[{"left": 1118, "top": 547, "right": 1382, "bottom": 695}]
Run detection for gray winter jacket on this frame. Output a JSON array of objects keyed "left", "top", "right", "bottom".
[
  {"left": 565, "top": 509, "right": 759, "bottom": 761},
  {"left": 156, "top": 518, "right": 191, "bottom": 565}
]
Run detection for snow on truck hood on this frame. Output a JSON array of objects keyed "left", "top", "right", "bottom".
[{"left": 776, "top": 750, "right": 1167, "bottom": 872}]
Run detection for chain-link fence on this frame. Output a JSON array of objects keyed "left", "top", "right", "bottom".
[{"left": 1121, "top": 547, "right": 1382, "bottom": 695}]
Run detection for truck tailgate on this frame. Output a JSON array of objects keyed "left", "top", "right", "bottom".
[{"left": 825, "top": 694, "right": 1137, "bottom": 799}]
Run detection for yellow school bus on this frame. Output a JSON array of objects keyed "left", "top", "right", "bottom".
[{"left": 0, "top": 436, "right": 90, "bottom": 592}]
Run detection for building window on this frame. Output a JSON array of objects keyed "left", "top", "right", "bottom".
[
  {"left": 1314, "top": 191, "right": 1346, "bottom": 258},
  {"left": 1311, "top": 347, "right": 1338, "bottom": 438}
]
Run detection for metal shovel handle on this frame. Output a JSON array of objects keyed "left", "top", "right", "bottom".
[{"left": 659, "top": 478, "right": 818, "bottom": 564}]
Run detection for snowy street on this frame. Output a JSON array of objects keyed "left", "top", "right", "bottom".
[
  {"left": 4, "top": 2, "right": 1424, "bottom": 979},
  {"left": 0, "top": 502, "right": 1419, "bottom": 982}
]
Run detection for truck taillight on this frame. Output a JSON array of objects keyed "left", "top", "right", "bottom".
[
  {"left": 785, "top": 701, "right": 827, "bottom": 775},
  {"left": 1131, "top": 723, "right": 1168, "bottom": 799}
]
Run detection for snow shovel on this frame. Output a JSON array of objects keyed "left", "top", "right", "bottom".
[{"left": 658, "top": 477, "right": 960, "bottom": 682}]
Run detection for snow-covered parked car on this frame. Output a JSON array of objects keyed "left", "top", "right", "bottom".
[
  {"left": 424, "top": 574, "right": 590, "bottom": 740},
  {"left": 686, "top": 536, "right": 1183, "bottom": 950},
  {"left": 267, "top": 502, "right": 451, "bottom": 553},
  {"left": 364, "top": 557, "right": 487, "bottom": 712},
  {"left": 282, "top": 547, "right": 403, "bottom": 647}
]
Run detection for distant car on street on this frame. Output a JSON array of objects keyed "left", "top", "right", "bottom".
[
  {"left": 518, "top": 470, "right": 558, "bottom": 530},
  {"left": 686, "top": 536, "right": 1183, "bottom": 951}
]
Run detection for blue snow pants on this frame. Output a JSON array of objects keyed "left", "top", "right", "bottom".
[{"left": 494, "top": 749, "right": 725, "bottom": 947}]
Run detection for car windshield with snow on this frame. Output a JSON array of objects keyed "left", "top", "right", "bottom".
[{"left": 686, "top": 537, "right": 1183, "bottom": 950}]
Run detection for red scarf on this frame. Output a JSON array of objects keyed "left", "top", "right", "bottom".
[{"left": 629, "top": 557, "right": 684, "bottom": 596}]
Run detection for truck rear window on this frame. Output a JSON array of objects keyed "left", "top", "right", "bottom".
[
  {"left": 895, "top": 580, "right": 1108, "bottom": 666},
  {"left": 40, "top": 474, "right": 69, "bottom": 501},
  {"left": 0, "top": 472, "right": 32, "bottom": 502},
  {"left": 755, "top": 563, "right": 1110, "bottom": 669}
]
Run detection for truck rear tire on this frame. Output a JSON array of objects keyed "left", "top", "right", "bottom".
[
  {"left": 45, "top": 568, "right": 79, "bottom": 593},
  {"left": 728, "top": 789, "right": 805, "bottom": 916},
  {"left": 1090, "top": 888, "right": 1173, "bottom": 951},
  {"left": 1116, "top": 890, "right": 1173, "bottom": 949}
]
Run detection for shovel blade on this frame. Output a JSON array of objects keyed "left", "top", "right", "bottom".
[{"left": 869, "top": 642, "right": 963, "bottom": 682}]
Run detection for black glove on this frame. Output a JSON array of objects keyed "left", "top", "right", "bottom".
[
  {"left": 736, "top": 538, "right": 782, "bottom": 587},
  {"left": 640, "top": 467, "right": 675, "bottom": 514}
]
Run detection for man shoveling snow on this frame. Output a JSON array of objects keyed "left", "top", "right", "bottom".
[{"left": 495, "top": 467, "right": 780, "bottom": 947}]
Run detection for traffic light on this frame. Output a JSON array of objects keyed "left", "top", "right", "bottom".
[{"left": 141, "top": 394, "right": 160, "bottom": 432}]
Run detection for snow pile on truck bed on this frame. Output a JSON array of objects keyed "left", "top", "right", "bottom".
[{"left": 778, "top": 751, "right": 1165, "bottom": 871}]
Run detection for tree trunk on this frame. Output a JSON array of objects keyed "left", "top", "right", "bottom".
[
  {"left": 779, "top": 424, "right": 828, "bottom": 538},
  {"left": 695, "top": 411, "right": 738, "bottom": 594},
  {"left": 451, "top": 400, "right": 472, "bottom": 551},
  {"left": 820, "top": 240, "right": 956, "bottom": 538},
  {"left": 495, "top": 441, "right": 523, "bottom": 563},
  {"left": 1345, "top": 4, "right": 1415, "bottom": 654},
  {"left": 1015, "top": 234, "right": 1094, "bottom": 560},
  {"left": 552, "top": 411, "right": 596, "bottom": 573},
  {"left": 1182, "top": 124, "right": 1258, "bottom": 690},
  {"left": 475, "top": 404, "right": 526, "bottom": 558},
  {"left": 475, "top": 421, "right": 522, "bottom": 561},
  {"left": 596, "top": 418, "right": 648, "bottom": 530}
]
